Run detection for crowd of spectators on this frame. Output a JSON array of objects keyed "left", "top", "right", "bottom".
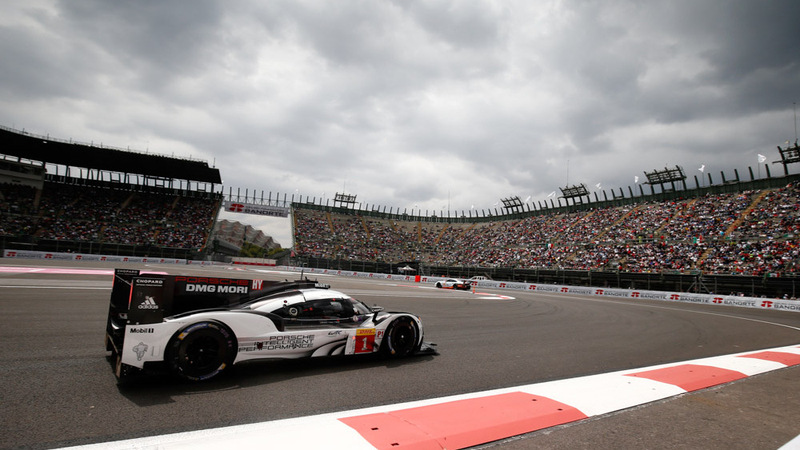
[
  {"left": 0, "top": 184, "right": 39, "bottom": 236},
  {"left": 293, "top": 183, "right": 800, "bottom": 276},
  {"left": 0, "top": 182, "right": 218, "bottom": 249}
]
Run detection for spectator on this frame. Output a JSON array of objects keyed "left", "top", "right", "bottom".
[{"left": 292, "top": 184, "right": 799, "bottom": 276}]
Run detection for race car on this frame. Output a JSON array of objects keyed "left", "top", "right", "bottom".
[
  {"left": 435, "top": 278, "right": 472, "bottom": 290},
  {"left": 105, "top": 269, "right": 435, "bottom": 382}
]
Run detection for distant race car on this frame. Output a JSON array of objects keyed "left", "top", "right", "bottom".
[
  {"left": 435, "top": 278, "right": 472, "bottom": 290},
  {"left": 105, "top": 269, "right": 435, "bottom": 382},
  {"left": 469, "top": 276, "right": 491, "bottom": 282}
]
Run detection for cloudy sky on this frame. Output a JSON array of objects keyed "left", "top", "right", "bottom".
[{"left": 2, "top": 1, "right": 799, "bottom": 247}]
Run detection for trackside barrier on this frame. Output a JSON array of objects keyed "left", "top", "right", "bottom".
[
  {"left": 3, "top": 249, "right": 269, "bottom": 267},
  {"left": 230, "top": 257, "right": 277, "bottom": 266},
  {"left": 3, "top": 251, "right": 797, "bottom": 313},
  {"left": 277, "top": 265, "right": 800, "bottom": 314},
  {"left": 2, "top": 249, "right": 226, "bottom": 266}
]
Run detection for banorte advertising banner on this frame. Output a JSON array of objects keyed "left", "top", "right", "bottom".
[
  {"left": 275, "top": 266, "right": 800, "bottom": 314},
  {"left": 3, "top": 250, "right": 185, "bottom": 264},
  {"left": 223, "top": 201, "right": 289, "bottom": 218}
]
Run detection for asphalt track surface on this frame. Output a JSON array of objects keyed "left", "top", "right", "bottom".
[{"left": 2, "top": 260, "right": 800, "bottom": 449}]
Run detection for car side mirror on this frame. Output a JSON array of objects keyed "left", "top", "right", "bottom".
[{"left": 371, "top": 305, "right": 384, "bottom": 313}]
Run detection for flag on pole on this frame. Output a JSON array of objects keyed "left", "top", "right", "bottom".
[
  {"left": 634, "top": 176, "right": 639, "bottom": 183},
  {"left": 698, "top": 164, "right": 705, "bottom": 172},
  {"left": 758, "top": 154, "right": 767, "bottom": 163},
  {"left": 548, "top": 191, "right": 556, "bottom": 198}
]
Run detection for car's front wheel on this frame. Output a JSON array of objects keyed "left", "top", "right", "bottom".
[
  {"left": 167, "top": 321, "right": 236, "bottom": 381},
  {"left": 382, "top": 317, "right": 419, "bottom": 357}
]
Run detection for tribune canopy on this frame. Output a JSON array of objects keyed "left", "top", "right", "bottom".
[{"left": 1, "top": 127, "right": 221, "bottom": 184}]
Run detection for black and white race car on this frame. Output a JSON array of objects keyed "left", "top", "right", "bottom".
[
  {"left": 105, "top": 269, "right": 435, "bottom": 382},
  {"left": 434, "top": 278, "right": 472, "bottom": 290}
]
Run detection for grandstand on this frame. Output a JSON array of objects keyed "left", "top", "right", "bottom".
[
  {"left": 0, "top": 126, "right": 223, "bottom": 259},
  {"left": 292, "top": 187, "right": 798, "bottom": 272},
  {"left": 289, "top": 155, "right": 800, "bottom": 298}
]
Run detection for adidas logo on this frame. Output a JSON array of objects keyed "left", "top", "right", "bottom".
[{"left": 138, "top": 296, "right": 159, "bottom": 310}]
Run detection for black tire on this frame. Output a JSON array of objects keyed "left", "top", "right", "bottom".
[
  {"left": 382, "top": 317, "right": 419, "bottom": 357},
  {"left": 435, "top": 282, "right": 442, "bottom": 288},
  {"left": 167, "top": 321, "right": 236, "bottom": 381}
]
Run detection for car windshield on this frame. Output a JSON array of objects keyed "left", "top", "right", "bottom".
[{"left": 350, "top": 298, "right": 373, "bottom": 315}]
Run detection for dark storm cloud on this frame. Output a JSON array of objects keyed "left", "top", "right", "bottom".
[
  {"left": 0, "top": 6, "right": 97, "bottom": 101},
  {"left": 645, "top": 2, "right": 800, "bottom": 119},
  {"left": 57, "top": 0, "right": 225, "bottom": 83},
  {"left": 392, "top": 1, "right": 505, "bottom": 49},
  {"left": 684, "top": 3, "right": 800, "bottom": 78}
]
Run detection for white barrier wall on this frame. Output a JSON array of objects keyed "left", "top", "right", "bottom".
[
  {"left": 2, "top": 249, "right": 207, "bottom": 265},
  {"left": 230, "top": 257, "right": 277, "bottom": 266},
  {"left": 3, "top": 250, "right": 797, "bottom": 313},
  {"left": 280, "top": 266, "right": 800, "bottom": 313}
]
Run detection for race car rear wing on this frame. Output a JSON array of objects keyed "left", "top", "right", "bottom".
[{"left": 105, "top": 268, "right": 327, "bottom": 357}]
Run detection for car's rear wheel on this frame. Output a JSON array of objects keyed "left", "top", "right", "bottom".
[
  {"left": 382, "top": 317, "right": 419, "bottom": 357},
  {"left": 167, "top": 321, "right": 236, "bottom": 381}
]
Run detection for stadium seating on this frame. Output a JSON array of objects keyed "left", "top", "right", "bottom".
[
  {"left": 3, "top": 178, "right": 798, "bottom": 277},
  {"left": 0, "top": 181, "right": 218, "bottom": 250},
  {"left": 293, "top": 183, "right": 800, "bottom": 276}
]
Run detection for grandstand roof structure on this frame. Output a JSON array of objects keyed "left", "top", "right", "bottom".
[{"left": 0, "top": 126, "right": 221, "bottom": 184}]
